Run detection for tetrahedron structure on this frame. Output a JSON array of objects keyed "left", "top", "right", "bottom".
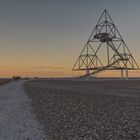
[{"left": 73, "top": 9, "right": 139, "bottom": 78}]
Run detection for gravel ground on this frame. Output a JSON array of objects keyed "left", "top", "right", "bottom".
[
  {"left": 0, "top": 79, "right": 12, "bottom": 85},
  {"left": 24, "top": 79, "right": 140, "bottom": 140},
  {"left": 0, "top": 80, "right": 46, "bottom": 140}
]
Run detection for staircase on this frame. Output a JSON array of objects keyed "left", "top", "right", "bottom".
[{"left": 80, "top": 58, "right": 121, "bottom": 78}]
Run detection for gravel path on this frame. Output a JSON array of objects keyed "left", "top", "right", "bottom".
[
  {"left": 0, "top": 80, "right": 46, "bottom": 140},
  {"left": 25, "top": 79, "right": 140, "bottom": 140}
]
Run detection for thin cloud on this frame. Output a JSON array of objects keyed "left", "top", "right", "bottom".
[{"left": 33, "top": 66, "right": 66, "bottom": 70}]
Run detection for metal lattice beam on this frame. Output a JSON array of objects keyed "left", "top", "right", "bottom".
[{"left": 73, "top": 9, "right": 139, "bottom": 77}]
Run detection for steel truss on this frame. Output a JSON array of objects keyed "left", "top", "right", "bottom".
[{"left": 73, "top": 9, "right": 139, "bottom": 78}]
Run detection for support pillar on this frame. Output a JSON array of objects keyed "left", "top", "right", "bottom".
[
  {"left": 121, "top": 69, "right": 123, "bottom": 79},
  {"left": 125, "top": 68, "right": 128, "bottom": 80},
  {"left": 85, "top": 69, "right": 90, "bottom": 80}
]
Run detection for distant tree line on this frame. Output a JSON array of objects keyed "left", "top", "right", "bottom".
[{"left": 13, "top": 76, "right": 21, "bottom": 81}]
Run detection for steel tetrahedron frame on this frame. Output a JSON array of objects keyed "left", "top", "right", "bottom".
[{"left": 73, "top": 9, "right": 139, "bottom": 78}]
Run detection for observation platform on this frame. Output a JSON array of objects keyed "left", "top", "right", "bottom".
[{"left": 94, "top": 33, "right": 115, "bottom": 42}]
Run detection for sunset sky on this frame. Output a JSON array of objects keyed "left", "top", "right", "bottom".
[{"left": 0, "top": 0, "right": 140, "bottom": 78}]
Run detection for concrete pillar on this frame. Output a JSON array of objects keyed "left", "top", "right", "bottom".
[
  {"left": 125, "top": 68, "right": 128, "bottom": 80},
  {"left": 121, "top": 69, "right": 123, "bottom": 79},
  {"left": 86, "top": 69, "right": 90, "bottom": 75},
  {"left": 85, "top": 69, "right": 90, "bottom": 80}
]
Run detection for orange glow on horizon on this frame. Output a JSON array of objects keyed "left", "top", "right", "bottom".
[{"left": 0, "top": 65, "right": 140, "bottom": 78}]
